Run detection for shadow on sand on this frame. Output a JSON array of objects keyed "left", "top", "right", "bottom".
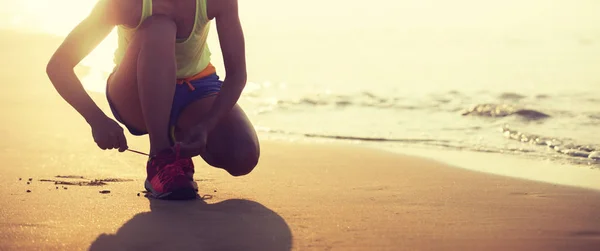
[{"left": 89, "top": 197, "right": 292, "bottom": 251}]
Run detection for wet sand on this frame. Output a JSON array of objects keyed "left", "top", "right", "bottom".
[{"left": 1, "top": 30, "right": 600, "bottom": 251}]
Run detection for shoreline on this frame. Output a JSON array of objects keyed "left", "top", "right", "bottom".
[
  {"left": 385, "top": 145, "right": 600, "bottom": 191},
  {"left": 251, "top": 134, "right": 600, "bottom": 192},
  {"left": 2, "top": 26, "right": 600, "bottom": 250}
]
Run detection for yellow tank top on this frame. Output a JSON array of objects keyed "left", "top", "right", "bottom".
[{"left": 112, "top": 0, "right": 212, "bottom": 78}]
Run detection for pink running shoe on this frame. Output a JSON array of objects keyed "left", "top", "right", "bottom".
[
  {"left": 180, "top": 157, "right": 197, "bottom": 191},
  {"left": 172, "top": 143, "right": 197, "bottom": 191},
  {"left": 144, "top": 146, "right": 197, "bottom": 200}
]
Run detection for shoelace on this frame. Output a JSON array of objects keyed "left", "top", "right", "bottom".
[
  {"left": 157, "top": 144, "right": 192, "bottom": 182},
  {"left": 150, "top": 152, "right": 175, "bottom": 172},
  {"left": 156, "top": 163, "right": 185, "bottom": 186},
  {"left": 152, "top": 146, "right": 185, "bottom": 186},
  {"left": 171, "top": 144, "right": 193, "bottom": 171},
  {"left": 133, "top": 144, "right": 192, "bottom": 180},
  {"left": 130, "top": 145, "right": 188, "bottom": 164},
  {"left": 127, "top": 148, "right": 149, "bottom": 156}
]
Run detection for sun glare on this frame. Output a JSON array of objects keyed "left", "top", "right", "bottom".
[{"left": 0, "top": 0, "right": 118, "bottom": 90}]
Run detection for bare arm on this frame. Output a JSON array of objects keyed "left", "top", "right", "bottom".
[
  {"left": 46, "top": 0, "right": 116, "bottom": 126},
  {"left": 204, "top": 0, "right": 247, "bottom": 130}
]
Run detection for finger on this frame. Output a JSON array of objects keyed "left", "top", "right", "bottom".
[
  {"left": 99, "top": 138, "right": 113, "bottom": 150},
  {"left": 109, "top": 133, "right": 119, "bottom": 150},
  {"left": 117, "top": 132, "right": 128, "bottom": 152},
  {"left": 110, "top": 141, "right": 119, "bottom": 150},
  {"left": 106, "top": 141, "right": 115, "bottom": 150},
  {"left": 97, "top": 141, "right": 108, "bottom": 150}
]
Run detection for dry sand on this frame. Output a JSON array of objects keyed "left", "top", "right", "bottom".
[{"left": 1, "top": 29, "right": 599, "bottom": 251}]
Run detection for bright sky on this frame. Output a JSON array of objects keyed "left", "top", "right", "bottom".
[{"left": 2, "top": 0, "right": 599, "bottom": 93}]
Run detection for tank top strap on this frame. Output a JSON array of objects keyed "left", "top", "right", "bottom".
[
  {"left": 141, "top": 0, "right": 153, "bottom": 21},
  {"left": 197, "top": 0, "right": 209, "bottom": 24}
]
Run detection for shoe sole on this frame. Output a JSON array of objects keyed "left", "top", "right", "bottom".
[
  {"left": 188, "top": 177, "right": 198, "bottom": 192},
  {"left": 144, "top": 180, "right": 197, "bottom": 200}
]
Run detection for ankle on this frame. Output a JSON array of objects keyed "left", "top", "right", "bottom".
[
  {"left": 149, "top": 145, "right": 173, "bottom": 157},
  {"left": 149, "top": 139, "right": 173, "bottom": 156}
]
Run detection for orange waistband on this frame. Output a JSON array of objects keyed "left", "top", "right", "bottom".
[{"left": 176, "top": 63, "right": 217, "bottom": 91}]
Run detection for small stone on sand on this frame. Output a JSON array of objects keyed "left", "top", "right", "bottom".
[
  {"left": 27, "top": 182, "right": 30, "bottom": 185},
  {"left": 28, "top": 178, "right": 32, "bottom": 181},
  {"left": 19, "top": 178, "right": 22, "bottom": 181},
  {"left": 137, "top": 193, "right": 140, "bottom": 196},
  {"left": 26, "top": 190, "right": 31, "bottom": 193},
  {"left": 63, "top": 187, "right": 67, "bottom": 190},
  {"left": 56, "top": 187, "right": 58, "bottom": 189},
  {"left": 214, "top": 190, "right": 217, "bottom": 193},
  {"left": 99, "top": 190, "right": 110, "bottom": 194}
]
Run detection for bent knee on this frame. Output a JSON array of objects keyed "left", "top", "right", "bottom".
[{"left": 222, "top": 146, "right": 260, "bottom": 177}]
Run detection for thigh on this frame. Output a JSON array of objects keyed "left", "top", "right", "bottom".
[{"left": 106, "top": 32, "right": 146, "bottom": 134}]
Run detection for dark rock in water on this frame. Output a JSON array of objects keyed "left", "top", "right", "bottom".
[
  {"left": 462, "top": 104, "right": 549, "bottom": 120},
  {"left": 589, "top": 152, "right": 600, "bottom": 160},
  {"left": 499, "top": 92, "right": 526, "bottom": 100},
  {"left": 513, "top": 109, "right": 550, "bottom": 119}
]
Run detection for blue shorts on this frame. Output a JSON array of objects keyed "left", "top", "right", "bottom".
[{"left": 106, "top": 73, "right": 223, "bottom": 139}]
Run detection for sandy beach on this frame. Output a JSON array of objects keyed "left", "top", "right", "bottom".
[{"left": 1, "top": 30, "right": 600, "bottom": 251}]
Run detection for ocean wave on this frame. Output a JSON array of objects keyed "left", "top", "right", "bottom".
[
  {"left": 264, "top": 91, "right": 476, "bottom": 114},
  {"left": 501, "top": 126, "right": 600, "bottom": 161},
  {"left": 461, "top": 104, "right": 550, "bottom": 120},
  {"left": 255, "top": 90, "right": 557, "bottom": 121},
  {"left": 275, "top": 92, "right": 413, "bottom": 109},
  {"left": 251, "top": 88, "right": 598, "bottom": 168}
]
